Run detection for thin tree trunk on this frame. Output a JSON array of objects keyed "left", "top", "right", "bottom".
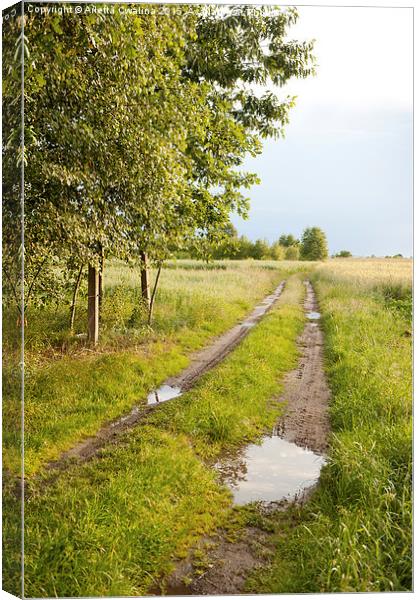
[
  {"left": 98, "top": 246, "right": 104, "bottom": 317},
  {"left": 87, "top": 265, "right": 99, "bottom": 345},
  {"left": 69, "top": 265, "right": 84, "bottom": 333},
  {"left": 140, "top": 251, "right": 151, "bottom": 309},
  {"left": 148, "top": 264, "right": 162, "bottom": 326},
  {"left": 3, "top": 267, "right": 22, "bottom": 315},
  {"left": 25, "top": 257, "right": 48, "bottom": 306}
]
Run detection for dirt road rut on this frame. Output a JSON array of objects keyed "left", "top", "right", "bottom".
[{"left": 275, "top": 280, "right": 330, "bottom": 454}]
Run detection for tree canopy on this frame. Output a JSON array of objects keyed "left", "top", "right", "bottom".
[{"left": 300, "top": 227, "right": 328, "bottom": 261}]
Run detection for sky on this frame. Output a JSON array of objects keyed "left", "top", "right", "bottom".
[{"left": 231, "top": 6, "right": 413, "bottom": 257}]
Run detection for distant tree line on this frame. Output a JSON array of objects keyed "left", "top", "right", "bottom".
[{"left": 181, "top": 226, "right": 329, "bottom": 261}]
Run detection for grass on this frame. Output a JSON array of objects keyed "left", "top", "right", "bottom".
[
  {"left": 246, "top": 260, "right": 412, "bottom": 593},
  {"left": 5, "top": 275, "right": 309, "bottom": 598},
  {"left": 4, "top": 260, "right": 308, "bottom": 476},
  {"left": 4, "top": 258, "right": 412, "bottom": 596}
]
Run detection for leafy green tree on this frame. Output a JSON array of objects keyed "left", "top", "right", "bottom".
[
  {"left": 210, "top": 223, "right": 240, "bottom": 259},
  {"left": 334, "top": 250, "right": 352, "bottom": 258},
  {"left": 182, "top": 5, "right": 315, "bottom": 254},
  {"left": 300, "top": 227, "right": 328, "bottom": 261},
  {"left": 233, "top": 236, "right": 254, "bottom": 260},
  {"left": 186, "top": 6, "right": 315, "bottom": 139},
  {"left": 3, "top": 6, "right": 25, "bottom": 316},
  {"left": 22, "top": 7, "right": 215, "bottom": 329},
  {"left": 285, "top": 245, "right": 300, "bottom": 261},
  {"left": 271, "top": 242, "right": 286, "bottom": 260},
  {"left": 251, "top": 239, "right": 272, "bottom": 260}
]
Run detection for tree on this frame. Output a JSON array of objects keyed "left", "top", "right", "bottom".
[
  {"left": 334, "top": 250, "right": 352, "bottom": 258},
  {"left": 285, "top": 245, "right": 300, "bottom": 261},
  {"left": 186, "top": 7, "right": 315, "bottom": 139},
  {"left": 250, "top": 239, "right": 271, "bottom": 260},
  {"left": 22, "top": 8, "right": 216, "bottom": 336},
  {"left": 181, "top": 5, "right": 315, "bottom": 257},
  {"left": 3, "top": 6, "right": 25, "bottom": 318},
  {"left": 271, "top": 242, "right": 286, "bottom": 260},
  {"left": 300, "top": 227, "right": 328, "bottom": 261},
  {"left": 210, "top": 223, "right": 240, "bottom": 259},
  {"left": 279, "top": 234, "right": 299, "bottom": 247}
]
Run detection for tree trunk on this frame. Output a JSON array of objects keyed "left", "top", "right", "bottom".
[
  {"left": 87, "top": 265, "right": 99, "bottom": 345},
  {"left": 69, "top": 265, "right": 83, "bottom": 333},
  {"left": 148, "top": 264, "right": 162, "bottom": 326},
  {"left": 99, "top": 247, "right": 104, "bottom": 316},
  {"left": 140, "top": 251, "right": 151, "bottom": 309}
]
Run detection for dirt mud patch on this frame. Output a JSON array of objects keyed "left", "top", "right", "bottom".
[
  {"left": 275, "top": 280, "right": 330, "bottom": 454},
  {"left": 151, "top": 516, "right": 280, "bottom": 597}
]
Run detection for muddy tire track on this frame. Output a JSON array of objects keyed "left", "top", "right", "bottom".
[
  {"left": 275, "top": 280, "right": 330, "bottom": 454},
  {"left": 44, "top": 280, "right": 286, "bottom": 472},
  {"left": 152, "top": 523, "right": 277, "bottom": 597},
  {"left": 155, "top": 280, "right": 331, "bottom": 596}
]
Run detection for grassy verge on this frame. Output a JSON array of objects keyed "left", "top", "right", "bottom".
[
  {"left": 10, "top": 276, "right": 307, "bottom": 597},
  {"left": 5, "top": 261, "right": 303, "bottom": 476},
  {"left": 246, "top": 268, "right": 412, "bottom": 593}
]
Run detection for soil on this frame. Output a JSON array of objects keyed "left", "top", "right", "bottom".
[
  {"left": 153, "top": 525, "right": 275, "bottom": 597},
  {"left": 153, "top": 280, "right": 331, "bottom": 596},
  {"left": 45, "top": 280, "right": 286, "bottom": 472},
  {"left": 275, "top": 280, "right": 331, "bottom": 454}
]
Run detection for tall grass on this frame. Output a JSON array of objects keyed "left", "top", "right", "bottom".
[{"left": 16, "top": 260, "right": 301, "bottom": 356}]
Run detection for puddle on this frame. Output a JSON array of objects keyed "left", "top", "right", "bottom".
[
  {"left": 241, "top": 322, "right": 256, "bottom": 329},
  {"left": 147, "top": 384, "right": 182, "bottom": 405},
  {"left": 215, "top": 436, "right": 325, "bottom": 505},
  {"left": 307, "top": 311, "right": 321, "bottom": 320}
]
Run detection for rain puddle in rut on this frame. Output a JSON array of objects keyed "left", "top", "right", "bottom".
[
  {"left": 307, "top": 311, "right": 321, "bottom": 320},
  {"left": 215, "top": 434, "right": 325, "bottom": 505},
  {"left": 147, "top": 384, "right": 182, "bottom": 405}
]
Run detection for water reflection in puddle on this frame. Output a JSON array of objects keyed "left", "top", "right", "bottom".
[
  {"left": 147, "top": 384, "right": 182, "bottom": 405},
  {"left": 216, "top": 436, "right": 325, "bottom": 505},
  {"left": 241, "top": 322, "right": 256, "bottom": 329},
  {"left": 307, "top": 311, "right": 321, "bottom": 320}
]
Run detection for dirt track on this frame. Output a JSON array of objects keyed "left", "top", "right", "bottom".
[
  {"left": 156, "top": 280, "right": 331, "bottom": 596},
  {"left": 46, "top": 280, "right": 286, "bottom": 470},
  {"left": 275, "top": 280, "right": 330, "bottom": 454}
]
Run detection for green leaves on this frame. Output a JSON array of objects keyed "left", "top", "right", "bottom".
[
  {"left": 300, "top": 227, "right": 329, "bottom": 261},
  {"left": 3, "top": 4, "right": 314, "bottom": 307}
]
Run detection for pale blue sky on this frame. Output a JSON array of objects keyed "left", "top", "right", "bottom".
[{"left": 232, "top": 6, "right": 413, "bottom": 257}]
